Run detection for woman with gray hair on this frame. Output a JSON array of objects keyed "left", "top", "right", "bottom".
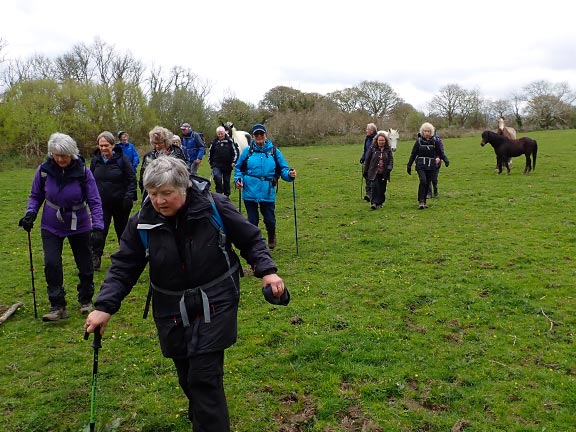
[
  {"left": 85, "top": 155, "right": 287, "bottom": 430},
  {"left": 139, "top": 126, "right": 187, "bottom": 197},
  {"left": 19, "top": 132, "right": 104, "bottom": 321}
]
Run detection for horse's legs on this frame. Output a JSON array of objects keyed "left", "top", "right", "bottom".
[
  {"left": 496, "top": 156, "right": 503, "bottom": 174},
  {"left": 524, "top": 154, "right": 531, "bottom": 174}
]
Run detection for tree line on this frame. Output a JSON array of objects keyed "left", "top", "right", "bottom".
[{"left": 1, "top": 37, "right": 575, "bottom": 164}]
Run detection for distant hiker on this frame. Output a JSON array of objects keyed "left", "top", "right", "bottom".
[
  {"left": 116, "top": 131, "right": 140, "bottom": 174},
  {"left": 208, "top": 126, "right": 239, "bottom": 196},
  {"left": 84, "top": 156, "right": 287, "bottom": 432},
  {"left": 181, "top": 122, "right": 205, "bottom": 175},
  {"left": 18, "top": 132, "right": 104, "bottom": 321},
  {"left": 90, "top": 131, "right": 137, "bottom": 271},
  {"left": 234, "top": 123, "right": 297, "bottom": 250},
  {"left": 406, "top": 122, "right": 449, "bottom": 209},
  {"left": 360, "top": 123, "right": 378, "bottom": 202},
  {"left": 363, "top": 131, "right": 394, "bottom": 209},
  {"left": 172, "top": 135, "right": 182, "bottom": 148}
]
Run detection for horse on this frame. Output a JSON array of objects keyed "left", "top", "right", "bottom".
[
  {"left": 480, "top": 130, "right": 537, "bottom": 175},
  {"left": 378, "top": 128, "right": 400, "bottom": 152},
  {"left": 223, "top": 122, "right": 250, "bottom": 154},
  {"left": 496, "top": 116, "right": 516, "bottom": 169}
]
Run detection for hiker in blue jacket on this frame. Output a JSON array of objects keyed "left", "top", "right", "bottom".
[
  {"left": 85, "top": 156, "right": 287, "bottom": 432},
  {"left": 234, "top": 123, "right": 297, "bottom": 250},
  {"left": 116, "top": 131, "right": 140, "bottom": 174},
  {"left": 181, "top": 122, "right": 205, "bottom": 175}
]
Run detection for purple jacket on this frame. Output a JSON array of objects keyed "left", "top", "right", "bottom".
[{"left": 26, "top": 157, "right": 104, "bottom": 236}]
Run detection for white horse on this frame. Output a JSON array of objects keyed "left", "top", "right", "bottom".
[
  {"left": 224, "top": 122, "right": 250, "bottom": 154},
  {"left": 378, "top": 128, "right": 400, "bottom": 152},
  {"left": 497, "top": 117, "right": 515, "bottom": 168}
]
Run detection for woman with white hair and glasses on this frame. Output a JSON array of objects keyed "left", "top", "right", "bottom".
[
  {"left": 19, "top": 132, "right": 104, "bottom": 321},
  {"left": 85, "top": 156, "right": 287, "bottom": 431}
]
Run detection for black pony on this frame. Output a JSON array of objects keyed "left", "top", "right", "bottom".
[{"left": 480, "top": 131, "right": 537, "bottom": 175}]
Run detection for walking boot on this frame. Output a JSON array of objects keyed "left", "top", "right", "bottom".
[
  {"left": 267, "top": 229, "right": 277, "bottom": 250},
  {"left": 418, "top": 201, "right": 425, "bottom": 209},
  {"left": 42, "top": 306, "right": 68, "bottom": 322}
]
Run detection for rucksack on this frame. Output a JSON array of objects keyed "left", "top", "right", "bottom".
[
  {"left": 239, "top": 144, "right": 282, "bottom": 187},
  {"left": 139, "top": 192, "right": 232, "bottom": 320}
]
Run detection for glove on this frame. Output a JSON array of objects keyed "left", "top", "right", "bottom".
[
  {"left": 91, "top": 228, "right": 105, "bottom": 250},
  {"left": 406, "top": 165, "right": 412, "bottom": 175},
  {"left": 444, "top": 158, "right": 450, "bottom": 167},
  {"left": 18, "top": 212, "right": 36, "bottom": 232},
  {"left": 262, "top": 284, "right": 290, "bottom": 306}
]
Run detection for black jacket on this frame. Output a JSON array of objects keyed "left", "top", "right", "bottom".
[
  {"left": 208, "top": 136, "right": 239, "bottom": 169},
  {"left": 90, "top": 147, "right": 137, "bottom": 205},
  {"left": 407, "top": 137, "right": 447, "bottom": 171},
  {"left": 94, "top": 176, "right": 277, "bottom": 358},
  {"left": 363, "top": 144, "right": 394, "bottom": 181}
]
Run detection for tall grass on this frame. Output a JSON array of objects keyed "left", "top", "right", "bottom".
[{"left": 1, "top": 130, "right": 575, "bottom": 431}]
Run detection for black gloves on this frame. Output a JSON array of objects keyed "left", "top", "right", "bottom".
[
  {"left": 91, "top": 228, "right": 105, "bottom": 249},
  {"left": 18, "top": 212, "right": 36, "bottom": 232},
  {"left": 444, "top": 158, "right": 450, "bottom": 167},
  {"left": 406, "top": 165, "right": 412, "bottom": 175}
]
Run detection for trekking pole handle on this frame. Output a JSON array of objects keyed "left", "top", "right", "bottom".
[{"left": 84, "top": 326, "right": 102, "bottom": 349}]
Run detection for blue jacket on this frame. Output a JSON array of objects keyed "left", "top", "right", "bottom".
[
  {"left": 234, "top": 139, "right": 293, "bottom": 203},
  {"left": 116, "top": 141, "right": 140, "bottom": 173},
  {"left": 182, "top": 130, "right": 206, "bottom": 161}
]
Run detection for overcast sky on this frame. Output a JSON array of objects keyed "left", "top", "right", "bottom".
[{"left": 3, "top": 0, "right": 576, "bottom": 111}]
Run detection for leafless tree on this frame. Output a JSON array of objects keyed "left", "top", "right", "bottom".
[{"left": 355, "top": 80, "right": 403, "bottom": 119}]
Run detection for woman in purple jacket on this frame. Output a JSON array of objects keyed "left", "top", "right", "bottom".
[{"left": 19, "top": 133, "right": 104, "bottom": 321}]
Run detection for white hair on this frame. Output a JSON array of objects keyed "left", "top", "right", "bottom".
[{"left": 48, "top": 133, "right": 79, "bottom": 159}]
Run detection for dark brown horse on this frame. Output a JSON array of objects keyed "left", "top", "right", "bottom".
[{"left": 480, "top": 131, "right": 537, "bottom": 175}]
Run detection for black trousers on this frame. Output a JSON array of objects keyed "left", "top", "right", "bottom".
[
  {"left": 416, "top": 169, "right": 434, "bottom": 202},
  {"left": 173, "top": 351, "right": 230, "bottom": 432},
  {"left": 212, "top": 167, "right": 232, "bottom": 196},
  {"left": 369, "top": 174, "right": 388, "bottom": 205},
  {"left": 428, "top": 166, "right": 441, "bottom": 194},
  {"left": 41, "top": 229, "right": 94, "bottom": 307},
  {"left": 93, "top": 202, "right": 132, "bottom": 257}
]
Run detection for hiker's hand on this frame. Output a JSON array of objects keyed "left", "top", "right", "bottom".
[
  {"left": 444, "top": 159, "right": 450, "bottom": 167},
  {"left": 235, "top": 180, "right": 243, "bottom": 190},
  {"left": 19, "top": 212, "right": 36, "bottom": 232},
  {"left": 91, "top": 229, "right": 104, "bottom": 250},
  {"left": 84, "top": 310, "right": 111, "bottom": 335},
  {"left": 289, "top": 169, "right": 297, "bottom": 178},
  {"left": 406, "top": 166, "right": 412, "bottom": 175},
  {"left": 262, "top": 273, "right": 285, "bottom": 297}
]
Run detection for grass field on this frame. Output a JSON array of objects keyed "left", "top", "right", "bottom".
[{"left": 1, "top": 129, "right": 575, "bottom": 431}]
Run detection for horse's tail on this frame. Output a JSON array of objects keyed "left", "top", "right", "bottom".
[{"left": 532, "top": 140, "right": 537, "bottom": 171}]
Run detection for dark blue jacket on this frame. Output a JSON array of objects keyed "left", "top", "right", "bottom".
[{"left": 182, "top": 130, "right": 206, "bottom": 161}]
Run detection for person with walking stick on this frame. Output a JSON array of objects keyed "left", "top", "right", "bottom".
[
  {"left": 234, "top": 124, "right": 297, "bottom": 250},
  {"left": 84, "top": 156, "right": 288, "bottom": 431},
  {"left": 19, "top": 132, "right": 104, "bottom": 321}
]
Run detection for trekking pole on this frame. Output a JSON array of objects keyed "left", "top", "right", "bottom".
[
  {"left": 26, "top": 231, "right": 38, "bottom": 319},
  {"left": 292, "top": 179, "right": 299, "bottom": 255},
  {"left": 238, "top": 188, "right": 242, "bottom": 214},
  {"left": 84, "top": 327, "right": 102, "bottom": 432},
  {"left": 360, "top": 164, "right": 364, "bottom": 200}
]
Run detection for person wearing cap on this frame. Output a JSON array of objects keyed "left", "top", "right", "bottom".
[
  {"left": 180, "top": 122, "right": 205, "bottom": 175},
  {"left": 234, "top": 124, "right": 297, "bottom": 250},
  {"left": 116, "top": 131, "right": 140, "bottom": 174},
  {"left": 84, "top": 155, "right": 287, "bottom": 431}
]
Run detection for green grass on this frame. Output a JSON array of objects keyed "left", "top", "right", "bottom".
[{"left": 1, "top": 130, "right": 575, "bottom": 431}]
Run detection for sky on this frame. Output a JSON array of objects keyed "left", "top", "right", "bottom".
[{"left": 3, "top": 0, "right": 576, "bottom": 111}]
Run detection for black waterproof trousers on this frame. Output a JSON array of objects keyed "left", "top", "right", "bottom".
[{"left": 173, "top": 351, "right": 230, "bottom": 432}]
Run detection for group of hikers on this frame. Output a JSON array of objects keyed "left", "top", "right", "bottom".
[
  {"left": 18, "top": 121, "right": 297, "bottom": 431},
  {"left": 360, "top": 122, "right": 450, "bottom": 210}
]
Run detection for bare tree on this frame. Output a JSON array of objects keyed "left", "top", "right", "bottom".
[
  {"left": 429, "top": 84, "right": 466, "bottom": 125},
  {"left": 523, "top": 80, "right": 575, "bottom": 129},
  {"left": 354, "top": 80, "right": 403, "bottom": 119}
]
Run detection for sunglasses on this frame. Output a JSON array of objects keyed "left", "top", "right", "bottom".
[{"left": 253, "top": 131, "right": 265, "bottom": 136}]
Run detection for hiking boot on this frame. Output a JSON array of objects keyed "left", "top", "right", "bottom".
[
  {"left": 363, "top": 195, "right": 370, "bottom": 202},
  {"left": 267, "top": 229, "right": 277, "bottom": 250},
  {"left": 370, "top": 203, "right": 377, "bottom": 210},
  {"left": 42, "top": 307, "right": 68, "bottom": 322},
  {"left": 433, "top": 191, "right": 439, "bottom": 197},
  {"left": 426, "top": 192, "right": 432, "bottom": 199},
  {"left": 418, "top": 202, "right": 425, "bottom": 209},
  {"left": 92, "top": 255, "right": 101, "bottom": 271},
  {"left": 80, "top": 303, "right": 93, "bottom": 314}
]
